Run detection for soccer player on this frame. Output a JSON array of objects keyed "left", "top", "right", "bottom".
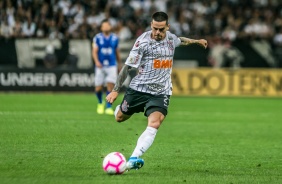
[
  {"left": 106, "top": 12, "right": 207, "bottom": 170},
  {"left": 92, "top": 19, "right": 121, "bottom": 115}
]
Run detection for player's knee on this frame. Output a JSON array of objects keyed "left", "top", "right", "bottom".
[
  {"left": 115, "top": 116, "right": 125, "bottom": 123},
  {"left": 115, "top": 113, "right": 131, "bottom": 123},
  {"left": 95, "top": 86, "right": 103, "bottom": 92},
  {"left": 149, "top": 121, "right": 161, "bottom": 129},
  {"left": 148, "top": 112, "right": 165, "bottom": 129}
]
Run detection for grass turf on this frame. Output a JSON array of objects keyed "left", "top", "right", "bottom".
[{"left": 0, "top": 93, "right": 281, "bottom": 184}]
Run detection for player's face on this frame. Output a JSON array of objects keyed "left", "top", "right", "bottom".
[
  {"left": 151, "top": 20, "right": 169, "bottom": 41},
  {"left": 101, "top": 22, "right": 112, "bottom": 36}
]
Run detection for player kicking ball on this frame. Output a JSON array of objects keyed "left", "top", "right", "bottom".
[{"left": 106, "top": 12, "right": 208, "bottom": 170}]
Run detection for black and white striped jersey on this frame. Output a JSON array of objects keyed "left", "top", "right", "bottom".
[{"left": 125, "top": 30, "right": 181, "bottom": 95}]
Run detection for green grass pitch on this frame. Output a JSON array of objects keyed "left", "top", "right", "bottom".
[{"left": 0, "top": 93, "right": 282, "bottom": 184}]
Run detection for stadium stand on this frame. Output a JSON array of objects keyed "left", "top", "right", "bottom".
[{"left": 0, "top": 0, "right": 282, "bottom": 68}]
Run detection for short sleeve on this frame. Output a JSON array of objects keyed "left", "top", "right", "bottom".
[
  {"left": 92, "top": 35, "right": 98, "bottom": 48},
  {"left": 173, "top": 35, "right": 181, "bottom": 47},
  {"left": 112, "top": 34, "right": 119, "bottom": 49},
  {"left": 125, "top": 39, "right": 144, "bottom": 68},
  {"left": 115, "top": 38, "right": 119, "bottom": 49}
]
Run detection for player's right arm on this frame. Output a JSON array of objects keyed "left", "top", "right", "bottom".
[
  {"left": 92, "top": 37, "right": 102, "bottom": 68},
  {"left": 106, "top": 35, "right": 145, "bottom": 103},
  {"left": 106, "top": 64, "right": 133, "bottom": 104}
]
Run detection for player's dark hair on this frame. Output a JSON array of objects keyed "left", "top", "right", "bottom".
[
  {"left": 101, "top": 19, "right": 110, "bottom": 25},
  {"left": 152, "top": 12, "right": 168, "bottom": 25},
  {"left": 100, "top": 19, "right": 111, "bottom": 31}
]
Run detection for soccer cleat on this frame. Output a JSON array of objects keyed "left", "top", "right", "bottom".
[
  {"left": 126, "top": 157, "right": 144, "bottom": 170},
  {"left": 105, "top": 108, "right": 114, "bottom": 115},
  {"left": 97, "top": 103, "right": 104, "bottom": 114}
]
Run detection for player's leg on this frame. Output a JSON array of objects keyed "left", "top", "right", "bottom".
[
  {"left": 127, "top": 110, "right": 165, "bottom": 170},
  {"left": 94, "top": 67, "right": 105, "bottom": 114},
  {"left": 114, "top": 105, "right": 131, "bottom": 122},
  {"left": 131, "top": 110, "right": 166, "bottom": 157},
  {"left": 95, "top": 85, "right": 104, "bottom": 114},
  {"left": 115, "top": 88, "right": 148, "bottom": 123},
  {"left": 127, "top": 95, "right": 170, "bottom": 170},
  {"left": 104, "top": 82, "right": 115, "bottom": 115},
  {"left": 104, "top": 66, "right": 118, "bottom": 115}
]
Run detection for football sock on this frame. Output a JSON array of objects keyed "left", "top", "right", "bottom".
[
  {"left": 131, "top": 126, "right": 158, "bottom": 158},
  {"left": 96, "top": 91, "right": 103, "bottom": 104},
  {"left": 114, "top": 105, "right": 120, "bottom": 118},
  {"left": 106, "top": 91, "right": 112, "bottom": 108}
]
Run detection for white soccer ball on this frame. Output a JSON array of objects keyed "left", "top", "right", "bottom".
[{"left": 102, "top": 152, "right": 127, "bottom": 174}]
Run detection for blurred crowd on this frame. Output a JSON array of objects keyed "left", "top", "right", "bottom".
[
  {"left": 1, "top": 0, "right": 282, "bottom": 68},
  {"left": 0, "top": 0, "right": 281, "bottom": 42}
]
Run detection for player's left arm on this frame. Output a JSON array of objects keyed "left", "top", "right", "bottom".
[
  {"left": 179, "top": 37, "right": 208, "bottom": 49},
  {"left": 115, "top": 47, "right": 122, "bottom": 71}
]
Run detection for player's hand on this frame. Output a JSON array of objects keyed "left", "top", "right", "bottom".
[
  {"left": 106, "top": 91, "right": 119, "bottom": 104},
  {"left": 95, "top": 62, "right": 103, "bottom": 68},
  {"left": 198, "top": 39, "right": 208, "bottom": 49}
]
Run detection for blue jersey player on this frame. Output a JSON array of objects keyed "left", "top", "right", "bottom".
[{"left": 92, "top": 19, "right": 121, "bottom": 115}]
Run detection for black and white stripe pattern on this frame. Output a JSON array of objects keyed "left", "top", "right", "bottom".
[{"left": 125, "top": 31, "right": 181, "bottom": 95}]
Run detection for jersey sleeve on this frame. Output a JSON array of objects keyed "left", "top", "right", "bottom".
[
  {"left": 125, "top": 39, "right": 144, "bottom": 68},
  {"left": 115, "top": 36, "right": 119, "bottom": 50},
  {"left": 92, "top": 35, "right": 98, "bottom": 48},
  {"left": 173, "top": 34, "right": 181, "bottom": 47},
  {"left": 111, "top": 34, "right": 119, "bottom": 50}
]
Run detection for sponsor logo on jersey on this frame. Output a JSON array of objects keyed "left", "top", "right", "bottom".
[
  {"left": 153, "top": 59, "right": 172, "bottom": 69},
  {"left": 152, "top": 52, "right": 161, "bottom": 58},
  {"left": 146, "top": 83, "right": 165, "bottom": 92},
  {"left": 149, "top": 53, "right": 173, "bottom": 58},
  {"left": 101, "top": 47, "right": 113, "bottom": 55}
]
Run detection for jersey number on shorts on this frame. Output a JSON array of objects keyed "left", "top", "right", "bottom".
[{"left": 164, "top": 95, "right": 169, "bottom": 107}]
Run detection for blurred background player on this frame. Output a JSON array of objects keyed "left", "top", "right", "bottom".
[{"left": 92, "top": 19, "right": 121, "bottom": 115}]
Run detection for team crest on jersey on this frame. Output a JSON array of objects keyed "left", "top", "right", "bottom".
[
  {"left": 168, "top": 41, "right": 174, "bottom": 50},
  {"left": 121, "top": 100, "right": 129, "bottom": 112},
  {"left": 154, "top": 52, "right": 161, "bottom": 58}
]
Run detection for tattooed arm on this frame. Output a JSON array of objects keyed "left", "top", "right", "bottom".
[
  {"left": 106, "top": 64, "right": 133, "bottom": 103},
  {"left": 179, "top": 37, "right": 208, "bottom": 49},
  {"left": 112, "top": 64, "right": 132, "bottom": 92}
]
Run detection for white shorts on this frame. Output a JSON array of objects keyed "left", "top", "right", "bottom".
[{"left": 94, "top": 66, "right": 118, "bottom": 86}]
